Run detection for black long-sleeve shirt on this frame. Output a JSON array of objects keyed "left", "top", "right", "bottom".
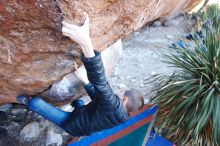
[{"left": 61, "top": 51, "right": 129, "bottom": 136}]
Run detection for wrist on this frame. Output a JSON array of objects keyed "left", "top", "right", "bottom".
[
  {"left": 79, "top": 35, "right": 92, "bottom": 47},
  {"left": 80, "top": 40, "right": 95, "bottom": 58},
  {"left": 84, "top": 80, "right": 90, "bottom": 85},
  {"left": 80, "top": 39, "right": 93, "bottom": 49},
  {"left": 80, "top": 78, "right": 89, "bottom": 85}
]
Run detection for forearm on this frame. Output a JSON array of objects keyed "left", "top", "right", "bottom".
[{"left": 80, "top": 37, "right": 95, "bottom": 58}]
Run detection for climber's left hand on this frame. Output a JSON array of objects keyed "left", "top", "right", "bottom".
[{"left": 75, "top": 66, "right": 89, "bottom": 85}]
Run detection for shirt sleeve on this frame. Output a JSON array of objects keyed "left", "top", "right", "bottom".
[
  {"left": 84, "top": 83, "right": 96, "bottom": 100},
  {"left": 82, "top": 51, "right": 118, "bottom": 111}
]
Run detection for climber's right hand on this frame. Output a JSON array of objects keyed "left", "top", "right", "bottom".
[
  {"left": 62, "top": 13, "right": 95, "bottom": 58},
  {"left": 62, "top": 13, "right": 91, "bottom": 48}
]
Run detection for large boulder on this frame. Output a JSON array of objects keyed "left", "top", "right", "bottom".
[{"left": 0, "top": 0, "right": 201, "bottom": 104}]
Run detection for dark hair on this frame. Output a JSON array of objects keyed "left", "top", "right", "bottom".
[{"left": 124, "top": 88, "right": 144, "bottom": 113}]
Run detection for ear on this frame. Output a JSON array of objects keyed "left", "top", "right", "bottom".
[{"left": 123, "top": 96, "right": 128, "bottom": 104}]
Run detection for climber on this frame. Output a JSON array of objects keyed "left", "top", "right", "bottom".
[{"left": 16, "top": 14, "right": 144, "bottom": 137}]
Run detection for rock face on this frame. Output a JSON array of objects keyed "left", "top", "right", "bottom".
[
  {"left": 0, "top": 0, "right": 201, "bottom": 104},
  {"left": 0, "top": 104, "right": 72, "bottom": 146},
  {"left": 45, "top": 129, "right": 63, "bottom": 146},
  {"left": 20, "top": 121, "right": 40, "bottom": 141}
]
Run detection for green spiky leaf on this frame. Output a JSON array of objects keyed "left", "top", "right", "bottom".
[{"left": 151, "top": 4, "right": 220, "bottom": 146}]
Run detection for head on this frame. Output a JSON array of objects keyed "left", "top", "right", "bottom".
[{"left": 117, "top": 88, "right": 144, "bottom": 113}]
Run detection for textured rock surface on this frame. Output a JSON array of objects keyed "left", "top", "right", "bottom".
[
  {"left": 0, "top": 104, "right": 71, "bottom": 146},
  {"left": 0, "top": 0, "right": 201, "bottom": 104},
  {"left": 20, "top": 121, "right": 40, "bottom": 141},
  {"left": 46, "top": 129, "right": 63, "bottom": 146}
]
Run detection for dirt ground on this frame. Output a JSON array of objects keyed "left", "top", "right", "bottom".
[{"left": 109, "top": 19, "right": 190, "bottom": 102}]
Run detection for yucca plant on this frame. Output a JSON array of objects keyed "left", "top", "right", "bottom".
[
  {"left": 151, "top": 5, "right": 220, "bottom": 146},
  {"left": 200, "top": 4, "right": 220, "bottom": 31}
]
